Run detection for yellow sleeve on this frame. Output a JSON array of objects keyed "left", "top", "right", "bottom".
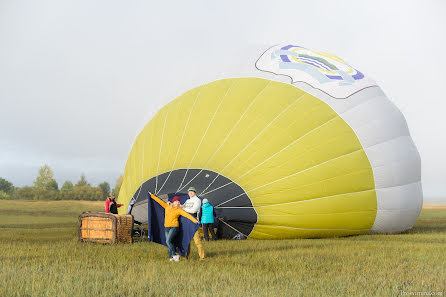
[
  {"left": 151, "top": 194, "right": 197, "bottom": 223},
  {"left": 150, "top": 193, "right": 167, "bottom": 209},
  {"left": 179, "top": 209, "right": 198, "bottom": 224}
]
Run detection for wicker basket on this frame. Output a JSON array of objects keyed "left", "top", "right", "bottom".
[
  {"left": 79, "top": 212, "right": 133, "bottom": 244},
  {"left": 115, "top": 214, "right": 133, "bottom": 244}
]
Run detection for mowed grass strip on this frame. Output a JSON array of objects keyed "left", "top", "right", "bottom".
[
  {"left": 0, "top": 200, "right": 104, "bottom": 217},
  {"left": 0, "top": 201, "right": 103, "bottom": 229},
  {"left": 0, "top": 200, "right": 445, "bottom": 297}
]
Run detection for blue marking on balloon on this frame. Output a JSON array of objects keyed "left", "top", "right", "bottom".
[
  {"left": 281, "top": 44, "right": 303, "bottom": 50},
  {"left": 336, "top": 70, "right": 355, "bottom": 85},
  {"left": 278, "top": 62, "right": 331, "bottom": 84},
  {"left": 270, "top": 48, "right": 365, "bottom": 85},
  {"left": 352, "top": 70, "right": 364, "bottom": 80}
]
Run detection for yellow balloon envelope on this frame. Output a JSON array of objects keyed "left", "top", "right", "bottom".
[{"left": 118, "top": 45, "right": 422, "bottom": 239}]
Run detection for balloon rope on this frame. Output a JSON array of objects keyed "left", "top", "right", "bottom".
[
  {"left": 217, "top": 148, "right": 363, "bottom": 207},
  {"left": 157, "top": 90, "right": 200, "bottom": 195},
  {"left": 218, "top": 218, "right": 248, "bottom": 238},
  {"left": 155, "top": 107, "right": 170, "bottom": 194},
  {"left": 202, "top": 115, "right": 339, "bottom": 197},
  {"left": 176, "top": 80, "right": 236, "bottom": 193},
  {"left": 179, "top": 80, "right": 272, "bottom": 193},
  {"left": 236, "top": 115, "right": 339, "bottom": 181},
  {"left": 216, "top": 189, "right": 374, "bottom": 209},
  {"left": 132, "top": 133, "right": 146, "bottom": 201},
  {"left": 200, "top": 92, "right": 307, "bottom": 196}
]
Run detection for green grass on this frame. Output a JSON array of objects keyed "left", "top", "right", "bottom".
[{"left": 0, "top": 200, "right": 445, "bottom": 297}]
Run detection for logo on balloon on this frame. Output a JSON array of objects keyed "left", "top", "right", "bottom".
[
  {"left": 256, "top": 44, "right": 376, "bottom": 99},
  {"left": 273, "top": 45, "right": 364, "bottom": 85}
]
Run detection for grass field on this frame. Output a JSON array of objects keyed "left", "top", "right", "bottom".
[{"left": 0, "top": 200, "right": 445, "bottom": 297}]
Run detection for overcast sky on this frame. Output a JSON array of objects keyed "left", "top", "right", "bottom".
[{"left": 1, "top": 0, "right": 445, "bottom": 203}]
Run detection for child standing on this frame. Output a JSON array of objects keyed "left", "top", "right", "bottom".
[{"left": 199, "top": 198, "right": 217, "bottom": 241}]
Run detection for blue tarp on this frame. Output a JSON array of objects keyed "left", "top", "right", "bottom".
[{"left": 147, "top": 193, "right": 199, "bottom": 257}]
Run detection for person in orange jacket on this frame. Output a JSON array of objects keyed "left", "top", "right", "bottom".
[
  {"left": 149, "top": 193, "right": 200, "bottom": 262},
  {"left": 164, "top": 196, "right": 184, "bottom": 261}
]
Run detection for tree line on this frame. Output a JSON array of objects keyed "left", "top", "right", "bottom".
[{"left": 0, "top": 165, "right": 124, "bottom": 201}]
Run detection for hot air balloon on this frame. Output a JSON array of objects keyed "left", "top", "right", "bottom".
[{"left": 117, "top": 44, "right": 422, "bottom": 239}]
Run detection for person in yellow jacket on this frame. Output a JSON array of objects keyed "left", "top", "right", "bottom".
[
  {"left": 149, "top": 193, "right": 199, "bottom": 262},
  {"left": 164, "top": 196, "right": 186, "bottom": 262}
]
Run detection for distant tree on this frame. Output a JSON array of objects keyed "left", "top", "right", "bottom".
[
  {"left": 34, "top": 165, "right": 58, "bottom": 192},
  {"left": 71, "top": 174, "right": 102, "bottom": 201},
  {"left": 114, "top": 175, "right": 123, "bottom": 198},
  {"left": 13, "top": 186, "right": 35, "bottom": 200},
  {"left": 76, "top": 174, "right": 89, "bottom": 187},
  {"left": 98, "top": 182, "right": 110, "bottom": 199},
  {"left": 0, "top": 190, "right": 10, "bottom": 200},
  {"left": 0, "top": 177, "right": 14, "bottom": 194},
  {"left": 36, "top": 188, "right": 59, "bottom": 200},
  {"left": 61, "top": 181, "right": 74, "bottom": 192},
  {"left": 73, "top": 185, "right": 102, "bottom": 200},
  {"left": 58, "top": 181, "right": 74, "bottom": 199},
  {"left": 33, "top": 165, "right": 60, "bottom": 200},
  {"left": 92, "top": 187, "right": 103, "bottom": 201},
  {"left": 48, "top": 179, "right": 59, "bottom": 191}
]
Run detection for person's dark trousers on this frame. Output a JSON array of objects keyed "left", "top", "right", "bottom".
[
  {"left": 109, "top": 202, "right": 118, "bottom": 214},
  {"left": 165, "top": 227, "right": 179, "bottom": 258},
  {"left": 202, "top": 223, "right": 217, "bottom": 241}
]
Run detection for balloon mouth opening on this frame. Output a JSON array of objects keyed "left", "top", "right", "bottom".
[{"left": 129, "top": 168, "right": 257, "bottom": 239}]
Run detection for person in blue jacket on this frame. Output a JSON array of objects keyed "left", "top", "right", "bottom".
[{"left": 198, "top": 198, "right": 217, "bottom": 241}]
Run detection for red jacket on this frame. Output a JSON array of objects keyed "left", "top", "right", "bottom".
[{"left": 105, "top": 198, "right": 122, "bottom": 213}]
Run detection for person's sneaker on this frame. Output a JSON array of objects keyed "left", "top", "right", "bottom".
[
  {"left": 173, "top": 255, "right": 180, "bottom": 262},
  {"left": 169, "top": 258, "right": 174, "bottom": 262}
]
